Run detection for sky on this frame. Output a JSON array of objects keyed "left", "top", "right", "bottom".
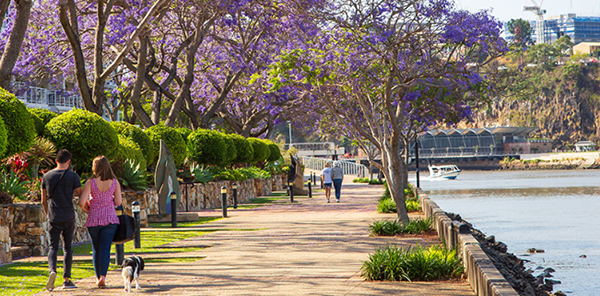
[{"left": 455, "top": 0, "right": 600, "bottom": 22}]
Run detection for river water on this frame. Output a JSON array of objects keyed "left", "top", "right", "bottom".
[{"left": 409, "top": 170, "right": 600, "bottom": 296}]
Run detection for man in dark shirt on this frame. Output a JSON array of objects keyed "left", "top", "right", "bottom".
[{"left": 41, "top": 149, "right": 83, "bottom": 291}]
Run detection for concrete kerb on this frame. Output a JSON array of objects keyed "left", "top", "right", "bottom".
[{"left": 418, "top": 188, "right": 520, "bottom": 296}]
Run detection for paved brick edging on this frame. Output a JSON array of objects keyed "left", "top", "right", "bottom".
[{"left": 418, "top": 188, "right": 519, "bottom": 296}]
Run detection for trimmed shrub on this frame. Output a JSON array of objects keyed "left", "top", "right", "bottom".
[
  {"left": 0, "top": 116, "right": 8, "bottom": 158},
  {"left": 28, "top": 107, "right": 57, "bottom": 137},
  {"left": 45, "top": 109, "right": 118, "bottom": 170},
  {"left": 0, "top": 88, "right": 35, "bottom": 157},
  {"left": 144, "top": 124, "right": 186, "bottom": 167},
  {"left": 223, "top": 134, "right": 237, "bottom": 166},
  {"left": 213, "top": 167, "right": 271, "bottom": 181},
  {"left": 353, "top": 177, "right": 370, "bottom": 183},
  {"left": 110, "top": 135, "right": 147, "bottom": 177},
  {"left": 264, "top": 140, "right": 281, "bottom": 162},
  {"left": 368, "top": 179, "right": 385, "bottom": 185},
  {"left": 231, "top": 134, "right": 254, "bottom": 164},
  {"left": 247, "top": 138, "right": 269, "bottom": 163},
  {"left": 187, "top": 129, "right": 226, "bottom": 166},
  {"left": 176, "top": 127, "right": 193, "bottom": 144},
  {"left": 110, "top": 121, "right": 154, "bottom": 166}
]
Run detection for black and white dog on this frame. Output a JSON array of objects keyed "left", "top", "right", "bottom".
[{"left": 121, "top": 256, "right": 144, "bottom": 292}]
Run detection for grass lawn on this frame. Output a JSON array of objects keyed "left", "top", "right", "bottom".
[
  {"left": 0, "top": 190, "right": 295, "bottom": 295},
  {"left": 0, "top": 226, "right": 211, "bottom": 295}
]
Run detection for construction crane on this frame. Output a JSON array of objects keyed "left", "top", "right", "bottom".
[{"left": 522, "top": 0, "right": 547, "bottom": 44}]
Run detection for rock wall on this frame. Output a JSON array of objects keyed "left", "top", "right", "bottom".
[
  {"left": 145, "top": 175, "right": 285, "bottom": 214},
  {"left": 0, "top": 202, "right": 90, "bottom": 262},
  {"left": 0, "top": 207, "right": 10, "bottom": 264},
  {"left": 0, "top": 174, "right": 286, "bottom": 264}
]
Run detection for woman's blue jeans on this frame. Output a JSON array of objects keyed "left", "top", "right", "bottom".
[
  {"left": 87, "top": 224, "right": 118, "bottom": 279},
  {"left": 333, "top": 179, "right": 343, "bottom": 200}
]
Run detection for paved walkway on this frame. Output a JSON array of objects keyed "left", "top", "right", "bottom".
[{"left": 33, "top": 182, "right": 474, "bottom": 295}]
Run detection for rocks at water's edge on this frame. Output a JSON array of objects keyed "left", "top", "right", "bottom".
[{"left": 446, "top": 212, "right": 554, "bottom": 296}]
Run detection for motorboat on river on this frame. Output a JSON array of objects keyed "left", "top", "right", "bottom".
[{"left": 428, "top": 165, "right": 461, "bottom": 179}]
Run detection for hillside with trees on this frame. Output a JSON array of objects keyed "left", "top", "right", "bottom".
[{"left": 457, "top": 19, "right": 600, "bottom": 150}]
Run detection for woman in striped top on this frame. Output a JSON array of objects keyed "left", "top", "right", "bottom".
[{"left": 79, "top": 156, "right": 122, "bottom": 289}]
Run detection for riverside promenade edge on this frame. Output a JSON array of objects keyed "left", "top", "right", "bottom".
[
  {"left": 28, "top": 182, "right": 477, "bottom": 295},
  {"left": 419, "top": 188, "right": 520, "bottom": 296}
]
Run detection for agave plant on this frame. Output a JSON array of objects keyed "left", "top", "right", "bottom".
[
  {"left": 0, "top": 170, "right": 30, "bottom": 201},
  {"left": 118, "top": 160, "right": 148, "bottom": 191},
  {"left": 190, "top": 163, "right": 214, "bottom": 184}
]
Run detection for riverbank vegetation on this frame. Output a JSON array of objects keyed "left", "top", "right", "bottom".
[
  {"left": 456, "top": 22, "right": 600, "bottom": 150},
  {"left": 361, "top": 244, "right": 463, "bottom": 281},
  {"left": 500, "top": 156, "right": 587, "bottom": 170},
  {"left": 378, "top": 183, "right": 419, "bottom": 213}
]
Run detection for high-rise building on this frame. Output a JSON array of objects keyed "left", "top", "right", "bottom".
[
  {"left": 540, "top": 14, "right": 600, "bottom": 44},
  {"left": 503, "top": 14, "right": 600, "bottom": 45}
]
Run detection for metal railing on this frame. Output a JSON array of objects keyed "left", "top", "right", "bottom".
[
  {"left": 300, "top": 156, "right": 369, "bottom": 177},
  {"left": 14, "top": 86, "right": 83, "bottom": 109}
]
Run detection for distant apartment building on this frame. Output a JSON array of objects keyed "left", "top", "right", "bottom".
[
  {"left": 504, "top": 14, "right": 600, "bottom": 45},
  {"left": 11, "top": 80, "right": 118, "bottom": 121}
]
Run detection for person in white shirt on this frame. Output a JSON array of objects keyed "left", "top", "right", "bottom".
[{"left": 321, "top": 162, "right": 333, "bottom": 203}]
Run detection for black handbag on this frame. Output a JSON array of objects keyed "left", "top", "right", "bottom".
[{"left": 113, "top": 206, "right": 135, "bottom": 244}]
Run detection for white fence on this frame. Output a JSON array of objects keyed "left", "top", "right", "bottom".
[{"left": 300, "top": 156, "right": 369, "bottom": 177}]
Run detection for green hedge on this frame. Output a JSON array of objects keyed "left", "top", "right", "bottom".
[
  {"left": 187, "top": 129, "right": 226, "bottom": 166},
  {"left": 264, "top": 140, "right": 281, "bottom": 162},
  {"left": 45, "top": 109, "right": 118, "bottom": 170},
  {"left": 28, "top": 108, "right": 57, "bottom": 137},
  {"left": 144, "top": 124, "right": 186, "bottom": 167},
  {"left": 247, "top": 138, "right": 269, "bottom": 164},
  {"left": 176, "top": 127, "right": 193, "bottom": 144},
  {"left": 0, "top": 88, "right": 35, "bottom": 157},
  {"left": 110, "top": 121, "right": 154, "bottom": 167},
  {"left": 0, "top": 116, "right": 7, "bottom": 157},
  {"left": 223, "top": 134, "right": 237, "bottom": 166},
  {"left": 230, "top": 134, "right": 254, "bottom": 164},
  {"left": 111, "top": 135, "right": 146, "bottom": 178}
]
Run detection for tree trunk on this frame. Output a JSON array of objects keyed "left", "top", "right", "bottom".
[
  {"left": 0, "top": 0, "right": 32, "bottom": 90},
  {"left": 381, "top": 139, "right": 410, "bottom": 223}
]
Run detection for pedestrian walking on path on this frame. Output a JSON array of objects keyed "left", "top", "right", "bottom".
[
  {"left": 321, "top": 162, "right": 333, "bottom": 202},
  {"left": 331, "top": 161, "right": 344, "bottom": 202},
  {"left": 78, "top": 156, "right": 122, "bottom": 289},
  {"left": 41, "top": 149, "right": 83, "bottom": 291}
]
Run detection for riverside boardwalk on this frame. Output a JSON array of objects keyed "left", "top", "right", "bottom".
[{"left": 33, "top": 179, "right": 474, "bottom": 295}]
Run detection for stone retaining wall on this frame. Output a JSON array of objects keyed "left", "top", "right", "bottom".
[
  {"left": 0, "top": 207, "right": 10, "bottom": 264},
  {"left": 418, "top": 188, "right": 520, "bottom": 296},
  {"left": 0, "top": 175, "right": 285, "bottom": 265}
]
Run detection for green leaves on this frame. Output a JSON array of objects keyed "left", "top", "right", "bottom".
[
  {"left": 0, "top": 88, "right": 35, "bottom": 158},
  {"left": 361, "top": 244, "right": 464, "bottom": 281},
  {"left": 0, "top": 171, "right": 30, "bottom": 200},
  {"left": 144, "top": 124, "right": 186, "bottom": 167},
  {"left": 118, "top": 159, "right": 148, "bottom": 192},
  {"left": 45, "top": 109, "right": 118, "bottom": 171},
  {"left": 368, "top": 218, "right": 432, "bottom": 236}
]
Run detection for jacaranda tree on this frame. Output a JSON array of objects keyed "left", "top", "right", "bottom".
[
  {"left": 0, "top": 0, "right": 32, "bottom": 90},
  {"left": 268, "top": 0, "right": 507, "bottom": 222}
]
